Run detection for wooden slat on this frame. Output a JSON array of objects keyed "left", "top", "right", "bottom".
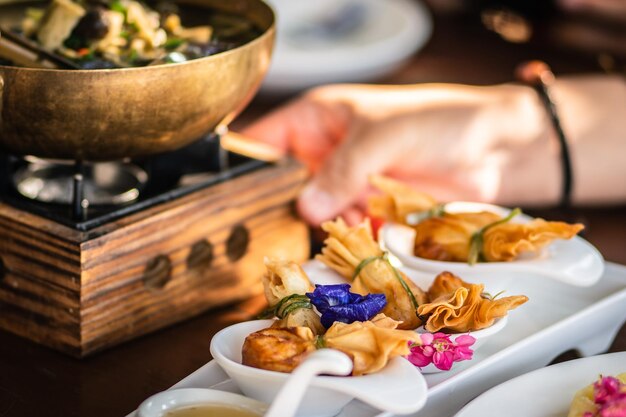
[
  {"left": 80, "top": 200, "right": 294, "bottom": 297},
  {"left": 81, "top": 218, "right": 308, "bottom": 356},
  {"left": 80, "top": 181, "right": 300, "bottom": 288},
  {"left": 1, "top": 270, "right": 80, "bottom": 310},
  {"left": 80, "top": 212, "right": 306, "bottom": 328},
  {"left": 0, "top": 302, "right": 81, "bottom": 355}
]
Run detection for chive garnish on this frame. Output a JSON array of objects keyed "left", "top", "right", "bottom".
[
  {"left": 468, "top": 208, "right": 522, "bottom": 265},
  {"left": 353, "top": 252, "right": 421, "bottom": 315},
  {"left": 257, "top": 294, "right": 312, "bottom": 320}
]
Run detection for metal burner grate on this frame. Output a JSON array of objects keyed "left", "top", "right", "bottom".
[{"left": 0, "top": 135, "right": 268, "bottom": 231}]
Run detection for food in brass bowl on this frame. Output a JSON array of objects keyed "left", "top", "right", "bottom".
[
  {"left": 0, "top": 0, "right": 275, "bottom": 161},
  {"left": 12, "top": 0, "right": 263, "bottom": 68}
]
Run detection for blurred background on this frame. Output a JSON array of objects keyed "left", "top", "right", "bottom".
[{"left": 238, "top": 0, "right": 625, "bottom": 103}]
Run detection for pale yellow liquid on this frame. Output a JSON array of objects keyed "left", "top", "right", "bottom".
[{"left": 164, "top": 404, "right": 261, "bottom": 417}]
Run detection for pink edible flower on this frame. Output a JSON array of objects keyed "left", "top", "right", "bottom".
[
  {"left": 406, "top": 332, "right": 476, "bottom": 371},
  {"left": 583, "top": 376, "right": 626, "bottom": 417},
  {"left": 595, "top": 377, "right": 623, "bottom": 404},
  {"left": 600, "top": 397, "right": 626, "bottom": 417}
]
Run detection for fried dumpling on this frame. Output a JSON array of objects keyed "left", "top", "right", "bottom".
[
  {"left": 262, "top": 258, "right": 324, "bottom": 335},
  {"left": 263, "top": 257, "right": 313, "bottom": 305},
  {"left": 417, "top": 272, "right": 528, "bottom": 332},
  {"left": 482, "top": 219, "right": 585, "bottom": 262},
  {"left": 368, "top": 175, "right": 438, "bottom": 223},
  {"left": 413, "top": 212, "right": 501, "bottom": 262},
  {"left": 242, "top": 327, "right": 316, "bottom": 373},
  {"left": 323, "top": 314, "right": 420, "bottom": 376},
  {"left": 414, "top": 212, "right": 584, "bottom": 263},
  {"left": 316, "top": 218, "right": 427, "bottom": 330}
]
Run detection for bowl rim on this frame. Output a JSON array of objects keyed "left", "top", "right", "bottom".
[
  {"left": 416, "top": 315, "right": 508, "bottom": 339},
  {"left": 137, "top": 387, "right": 268, "bottom": 417}
]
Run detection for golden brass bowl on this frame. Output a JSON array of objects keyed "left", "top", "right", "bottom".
[{"left": 0, "top": 0, "right": 274, "bottom": 161}]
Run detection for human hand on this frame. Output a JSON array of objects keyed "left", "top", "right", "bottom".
[{"left": 242, "top": 83, "right": 556, "bottom": 226}]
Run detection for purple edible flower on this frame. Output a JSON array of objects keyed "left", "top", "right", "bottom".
[{"left": 306, "top": 284, "right": 387, "bottom": 328}]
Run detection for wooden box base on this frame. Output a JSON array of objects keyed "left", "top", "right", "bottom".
[{"left": 0, "top": 159, "right": 309, "bottom": 357}]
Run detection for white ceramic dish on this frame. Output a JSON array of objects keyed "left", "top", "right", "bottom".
[
  {"left": 137, "top": 388, "right": 267, "bottom": 417},
  {"left": 209, "top": 319, "right": 428, "bottom": 417},
  {"left": 381, "top": 201, "right": 605, "bottom": 287},
  {"left": 415, "top": 316, "right": 508, "bottom": 374},
  {"left": 128, "top": 262, "right": 626, "bottom": 417},
  {"left": 455, "top": 352, "right": 626, "bottom": 417},
  {"left": 261, "top": 0, "right": 432, "bottom": 93}
]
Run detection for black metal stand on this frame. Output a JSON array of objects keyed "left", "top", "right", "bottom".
[{"left": 72, "top": 160, "right": 86, "bottom": 221}]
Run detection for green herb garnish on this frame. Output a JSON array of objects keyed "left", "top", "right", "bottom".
[
  {"left": 353, "top": 252, "right": 421, "bottom": 315},
  {"left": 481, "top": 290, "right": 506, "bottom": 301},
  {"left": 314, "top": 335, "right": 326, "bottom": 349},
  {"left": 257, "top": 294, "right": 312, "bottom": 320},
  {"left": 468, "top": 208, "right": 522, "bottom": 265},
  {"left": 164, "top": 37, "right": 185, "bottom": 50},
  {"left": 109, "top": 0, "right": 127, "bottom": 16},
  {"left": 409, "top": 203, "right": 447, "bottom": 224}
]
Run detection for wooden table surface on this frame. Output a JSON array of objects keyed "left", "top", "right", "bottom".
[{"left": 1, "top": 4, "right": 625, "bottom": 417}]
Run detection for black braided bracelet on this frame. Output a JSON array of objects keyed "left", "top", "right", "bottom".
[{"left": 516, "top": 61, "right": 573, "bottom": 209}]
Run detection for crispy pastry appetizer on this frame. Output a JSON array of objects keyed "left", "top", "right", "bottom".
[
  {"left": 417, "top": 272, "right": 528, "bottom": 332},
  {"left": 242, "top": 327, "right": 316, "bottom": 373},
  {"left": 414, "top": 213, "right": 584, "bottom": 263},
  {"left": 368, "top": 174, "right": 438, "bottom": 223},
  {"left": 322, "top": 314, "right": 420, "bottom": 376},
  {"left": 481, "top": 219, "right": 585, "bottom": 262},
  {"left": 413, "top": 212, "right": 501, "bottom": 262},
  {"left": 262, "top": 258, "right": 324, "bottom": 335},
  {"left": 367, "top": 175, "right": 584, "bottom": 264},
  {"left": 242, "top": 314, "right": 420, "bottom": 376},
  {"left": 316, "top": 218, "right": 427, "bottom": 330}
]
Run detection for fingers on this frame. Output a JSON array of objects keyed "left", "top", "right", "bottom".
[
  {"left": 296, "top": 124, "right": 390, "bottom": 225},
  {"left": 240, "top": 98, "right": 307, "bottom": 152},
  {"left": 240, "top": 92, "right": 354, "bottom": 169}
]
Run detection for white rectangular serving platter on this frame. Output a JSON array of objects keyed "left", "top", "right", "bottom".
[{"left": 127, "top": 262, "right": 626, "bottom": 417}]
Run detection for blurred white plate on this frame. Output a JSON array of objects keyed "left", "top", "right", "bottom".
[
  {"left": 455, "top": 352, "right": 626, "bottom": 417},
  {"left": 382, "top": 202, "right": 605, "bottom": 287},
  {"left": 262, "top": 0, "right": 432, "bottom": 93}
]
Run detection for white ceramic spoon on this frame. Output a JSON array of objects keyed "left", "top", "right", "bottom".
[{"left": 264, "top": 349, "right": 353, "bottom": 417}]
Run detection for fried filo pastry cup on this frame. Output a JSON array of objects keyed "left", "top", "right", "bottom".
[
  {"left": 316, "top": 218, "right": 427, "bottom": 330},
  {"left": 368, "top": 174, "right": 438, "bottom": 224},
  {"left": 413, "top": 215, "right": 584, "bottom": 262},
  {"left": 262, "top": 258, "right": 325, "bottom": 335},
  {"left": 367, "top": 175, "right": 584, "bottom": 263},
  {"left": 418, "top": 272, "right": 528, "bottom": 333}
]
